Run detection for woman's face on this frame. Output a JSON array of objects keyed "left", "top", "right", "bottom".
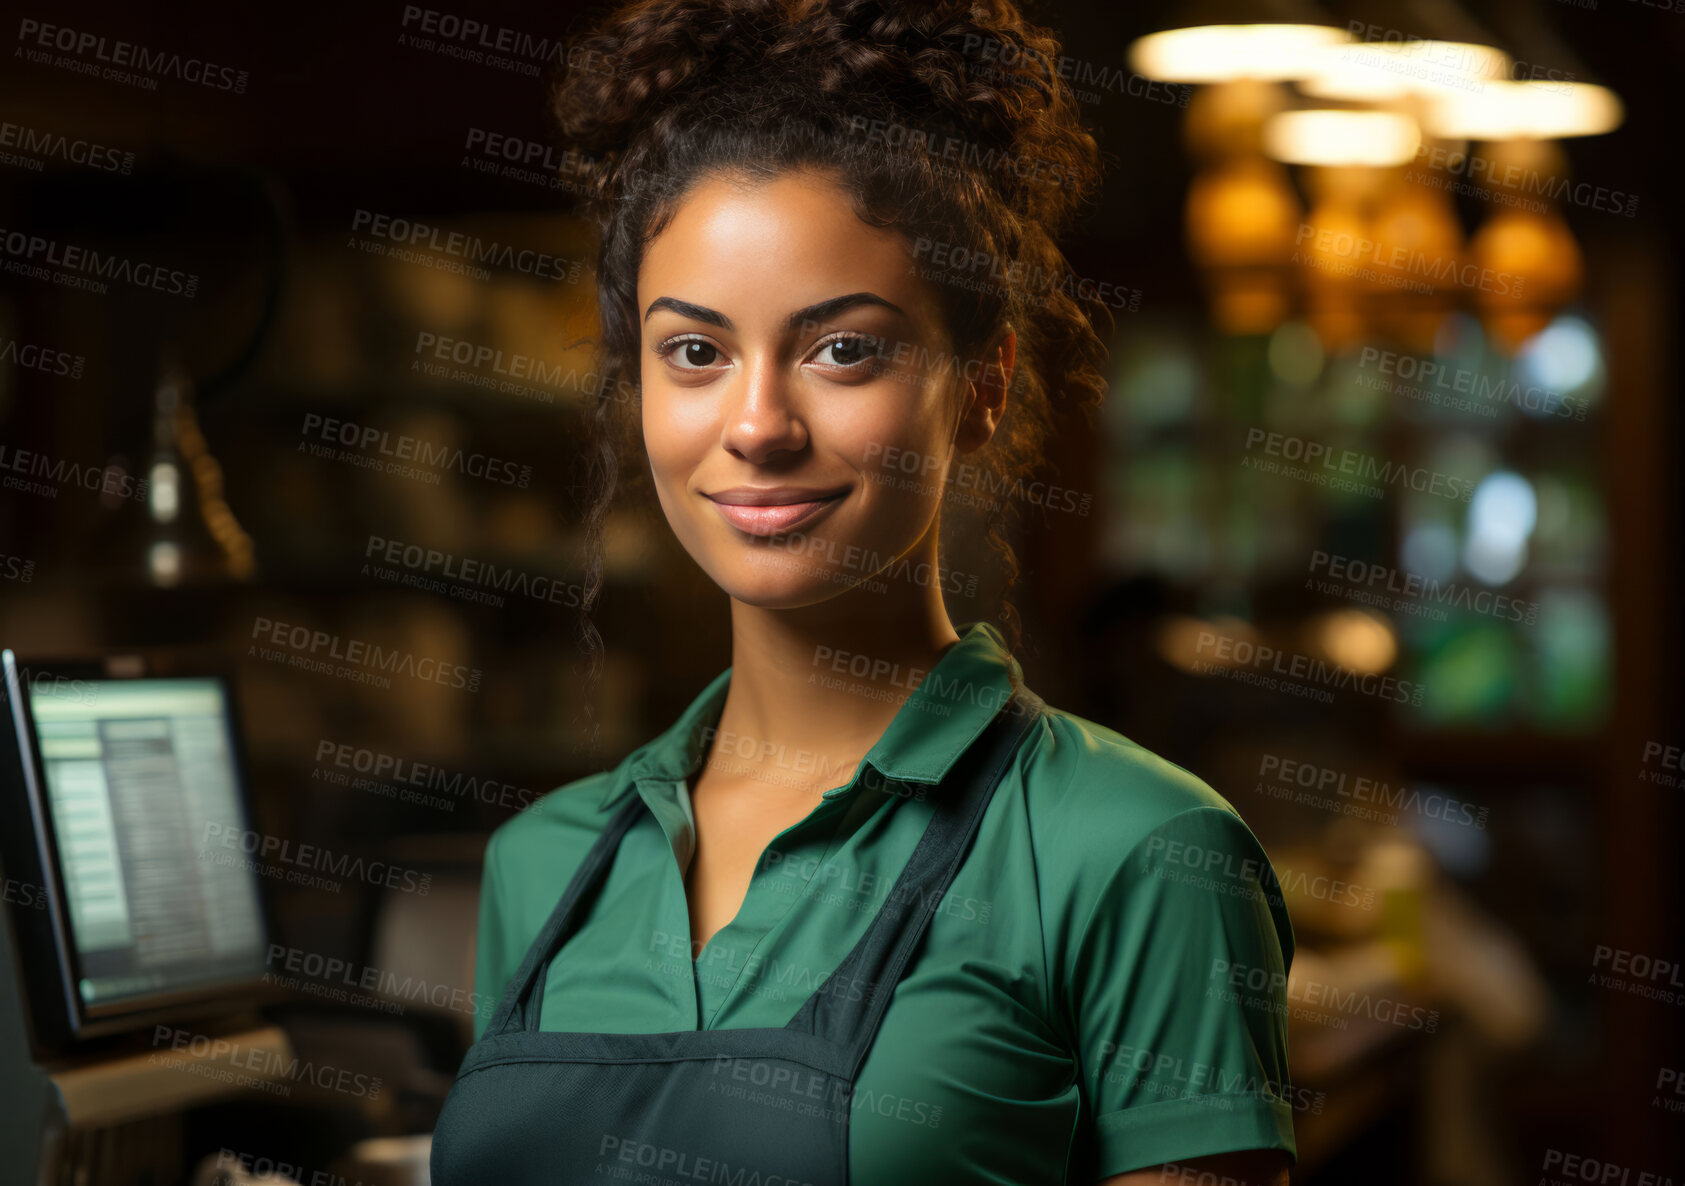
[{"left": 638, "top": 168, "right": 1009, "bottom": 609}]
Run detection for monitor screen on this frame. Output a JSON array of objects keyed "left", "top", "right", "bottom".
[{"left": 26, "top": 675, "right": 268, "bottom": 1016}]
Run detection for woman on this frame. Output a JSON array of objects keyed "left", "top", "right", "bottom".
[{"left": 432, "top": 2, "right": 1297, "bottom": 1183}]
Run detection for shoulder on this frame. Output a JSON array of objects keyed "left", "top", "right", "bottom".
[
  {"left": 470, "top": 768, "right": 623, "bottom": 1036},
  {"left": 480, "top": 767, "right": 623, "bottom": 905},
  {"left": 1012, "top": 701, "right": 1292, "bottom": 976},
  {"left": 1018, "top": 702, "right": 1253, "bottom": 859}
]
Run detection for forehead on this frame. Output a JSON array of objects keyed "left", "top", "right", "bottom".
[{"left": 637, "top": 169, "right": 945, "bottom": 331}]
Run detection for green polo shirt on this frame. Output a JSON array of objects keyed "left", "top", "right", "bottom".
[{"left": 471, "top": 621, "right": 1297, "bottom": 1181}]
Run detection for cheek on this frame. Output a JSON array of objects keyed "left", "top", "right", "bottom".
[
  {"left": 642, "top": 391, "right": 710, "bottom": 481},
  {"left": 831, "top": 389, "right": 956, "bottom": 499}
]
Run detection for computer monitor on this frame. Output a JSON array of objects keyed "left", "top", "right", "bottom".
[{"left": 0, "top": 652, "right": 274, "bottom": 1051}]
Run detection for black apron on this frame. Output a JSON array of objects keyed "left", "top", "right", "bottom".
[{"left": 432, "top": 684, "right": 1044, "bottom": 1186}]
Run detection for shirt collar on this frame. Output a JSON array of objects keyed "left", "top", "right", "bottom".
[{"left": 599, "top": 621, "right": 1022, "bottom": 811}]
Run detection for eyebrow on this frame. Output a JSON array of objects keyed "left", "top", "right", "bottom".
[{"left": 642, "top": 292, "right": 906, "bottom": 332}]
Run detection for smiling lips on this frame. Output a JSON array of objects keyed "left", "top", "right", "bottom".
[{"left": 704, "top": 486, "right": 849, "bottom": 536}]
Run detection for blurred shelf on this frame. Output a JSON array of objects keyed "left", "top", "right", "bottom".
[
  {"left": 1388, "top": 726, "right": 1603, "bottom": 783},
  {"left": 221, "top": 380, "right": 604, "bottom": 416},
  {"left": 20, "top": 550, "right": 657, "bottom": 601},
  {"left": 49, "top": 1026, "right": 294, "bottom": 1130},
  {"left": 1287, "top": 968, "right": 1435, "bottom": 1179}
]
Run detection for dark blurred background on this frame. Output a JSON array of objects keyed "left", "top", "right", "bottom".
[{"left": 1, "top": 1, "right": 1681, "bottom": 1183}]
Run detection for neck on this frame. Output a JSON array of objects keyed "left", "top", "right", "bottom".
[{"left": 712, "top": 531, "right": 962, "bottom": 793}]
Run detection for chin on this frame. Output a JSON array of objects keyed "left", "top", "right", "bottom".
[{"left": 706, "top": 553, "right": 856, "bottom": 610}]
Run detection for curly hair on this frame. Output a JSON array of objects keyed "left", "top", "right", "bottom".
[{"left": 548, "top": 0, "right": 1111, "bottom": 739}]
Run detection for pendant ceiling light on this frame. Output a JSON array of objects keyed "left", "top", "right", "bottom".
[
  {"left": 1128, "top": 0, "right": 1352, "bottom": 83},
  {"left": 1418, "top": 0, "right": 1623, "bottom": 139},
  {"left": 1425, "top": 83, "right": 1623, "bottom": 141},
  {"left": 1264, "top": 110, "right": 1422, "bottom": 167},
  {"left": 1298, "top": 0, "right": 1510, "bottom": 100}
]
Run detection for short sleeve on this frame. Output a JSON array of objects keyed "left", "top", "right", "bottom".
[
  {"left": 1063, "top": 805, "right": 1299, "bottom": 1176},
  {"left": 470, "top": 828, "right": 512, "bottom": 1041}
]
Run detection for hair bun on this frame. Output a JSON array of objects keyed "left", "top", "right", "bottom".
[{"left": 551, "top": 0, "right": 1101, "bottom": 232}]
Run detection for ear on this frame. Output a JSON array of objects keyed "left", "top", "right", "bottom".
[{"left": 955, "top": 327, "right": 1016, "bottom": 454}]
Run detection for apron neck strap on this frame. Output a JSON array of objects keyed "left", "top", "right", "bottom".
[
  {"left": 486, "top": 793, "right": 644, "bottom": 1038},
  {"left": 785, "top": 684, "right": 1045, "bottom": 1075}
]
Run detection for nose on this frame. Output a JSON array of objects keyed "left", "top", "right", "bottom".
[{"left": 719, "top": 353, "right": 809, "bottom": 464}]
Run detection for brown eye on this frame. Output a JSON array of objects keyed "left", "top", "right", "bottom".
[
  {"left": 678, "top": 341, "right": 719, "bottom": 368},
  {"left": 661, "top": 337, "right": 723, "bottom": 370},
  {"left": 818, "top": 335, "right": 875, "bottom": 368}
]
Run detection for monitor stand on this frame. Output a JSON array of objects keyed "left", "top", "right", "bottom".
[
  {"left": 0, "top": 898, "right": 294, "bottom": 1184},
  {"left": 0, "top": 890, "right": 64, "bottom": 1186}
]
